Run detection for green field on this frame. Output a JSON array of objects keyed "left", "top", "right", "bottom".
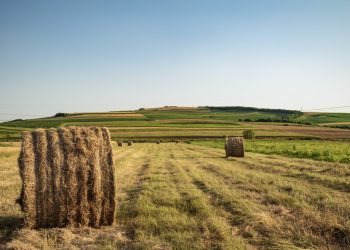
[
  {"left": 191, "top": 139, "right": 350, "bottom": 164},
  {"left": 1, "top": 143, "right": 350, "bottom": 249},
  {"left": 297, "top": 113, "right": 350, "bottom": 124},
  {"left": 2, "top": 107, "right": 350, "bottom": 141}
]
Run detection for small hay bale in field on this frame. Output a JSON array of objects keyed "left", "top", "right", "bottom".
[
  {"left": 117, "top": 141, "right": 123, "bottom": 147},
  {"left": 18, "top": 127, "right": 116, "bottom": 228},
  {"left": 225, "top": 137, "right": 244, "bottom": 157},
  {"left": 156, "top": 140, "right": 160, "bottom": 144},
  {"left": 127, "top": 141, "right": 133, "bottom": 146}
]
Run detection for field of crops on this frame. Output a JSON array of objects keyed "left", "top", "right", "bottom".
[
  {"left": 2, "top": 108, "right": 350, "bottom": 142},
  {"left": 1, "top": 142, "right": 350, "bottom": 249}
]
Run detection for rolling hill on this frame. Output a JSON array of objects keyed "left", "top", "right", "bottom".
[{"left": 1, "top": 106, "right": 350, "bottom": 141}]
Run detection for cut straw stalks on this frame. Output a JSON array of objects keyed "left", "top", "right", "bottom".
[{"left": 18, "top": 127, "right": 115, "bottom": 228}]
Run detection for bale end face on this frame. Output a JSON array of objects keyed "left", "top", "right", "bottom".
[
  {"left": 225, "top": 137, "right": 245, "bottom": 157},
  {"left": 18, "top": 127, "right": 116, "bottom": 228}
]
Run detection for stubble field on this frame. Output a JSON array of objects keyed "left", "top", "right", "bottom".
[{"left": 1, "top": 142, "right": 350, "bottom": 249}]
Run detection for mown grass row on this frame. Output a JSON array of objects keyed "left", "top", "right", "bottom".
[
  {"left": 176, "top": 144, "right": 350, "bottom": 249},
  {"left": 117, "top": 144, "right": 246, "bottom": 249},
  {"left": 2, "top": 143, "right": 350, "bottom": 249}
]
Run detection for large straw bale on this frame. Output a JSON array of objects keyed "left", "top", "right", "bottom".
[
  {"left": 18, "top": 127, "right": 115, "bottom": 228},
  {"left": 225, "top": 137, "right": 245, "bottom": 157}
]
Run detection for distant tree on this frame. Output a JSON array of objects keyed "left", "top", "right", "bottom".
[
  {"left": 54, "top": 112, "right": 67, "bottom": 117},
  {"left": 243, "top": 129, "right": 255, "bottom": 139},
  {"left": 244, "top": 118, "right": 252, "bottom": 122}
]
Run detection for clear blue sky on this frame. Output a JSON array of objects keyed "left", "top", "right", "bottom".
[{"left": 1, "top": 0, "right": 349, "bottom": 121}]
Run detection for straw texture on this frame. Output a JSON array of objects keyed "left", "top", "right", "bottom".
[
  {"left": 225, "top": 137, "right": 245, "bottom": 157},
  {"left": 18, "top": 127, "right": 115, "bottom": 228}
]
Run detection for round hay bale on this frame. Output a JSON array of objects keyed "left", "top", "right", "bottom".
[
  {"left": 117, "top": 141, "right": 123, "bottom": 147},
  {"left": 156, "top": 140, "right": 160, "bottom": 144},
  {"left": 225, "top": 137, "right": 244, "bottom": 157},
  {"left": 18, "top": 127, "right": 116, "bottom": 228},
  {"left": 127, "top": 141, "right": 133, "bottom": 146}
]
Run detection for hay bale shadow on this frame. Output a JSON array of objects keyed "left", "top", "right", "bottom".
[{"left": 0, "top": 216, "right": 23, "bottom": 244}]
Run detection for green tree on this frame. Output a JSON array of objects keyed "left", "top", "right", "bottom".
[{"left": 243, "top": 129, "right": 255, "bottom": 139}]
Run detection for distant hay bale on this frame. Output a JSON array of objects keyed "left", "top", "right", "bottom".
[
  {"left": 127, "top": 141, "right": 133, "bottom": 146},
  {"left": 225, "top": 137, "right": 244, "bottom": 157},
  {"left": 117, "top": 141, "right": 123, "bottom": 147},
  {"left": 18, "top": 127, "right": 116, "bottom": 228},
  {"left": 156, "top": 140, "right": 160, "bottom": 144}
]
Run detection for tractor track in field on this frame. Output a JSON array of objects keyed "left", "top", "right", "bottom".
[
  {"left": 170, "top": 147, "right": 260, "bottom": 248},
  {"left": 115, "top": 146, "right": 154, "bottom": 244},
  {"left": 117, "top": 161, "right": 151, "bottom": 244},
  {"left": 164, "top": 150, "right": 251, "bottom": 249}
]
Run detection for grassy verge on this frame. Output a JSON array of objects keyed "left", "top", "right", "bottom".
[{"left": 190, "top": 139, "right": 350, "bottom": 163}]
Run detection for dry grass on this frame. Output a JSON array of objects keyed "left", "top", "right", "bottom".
[
  {"left": 6, "top": 227, "right": 128, "bottom": 249},
  {"left": 245, "top": 123, "right": 350, "bottom": 139},
  {"left": 69, "top": 113, "right": 145, "bottom": 118},
  {"left": 144, "top": 106, "right": 200, "bottom": 111},
  {"left": 322, "top": 122, "right": 350, "bottom": 126},
  {"left": 1, "top": 143, "right": 350, "bottom": 249}
]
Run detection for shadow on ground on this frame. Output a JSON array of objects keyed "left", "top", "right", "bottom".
[{"left": 0, "top": 216, "right": 23, "bottom": 245}]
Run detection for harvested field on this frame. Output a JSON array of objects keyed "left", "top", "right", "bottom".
[
  {"left": 322, "top": 122, "right": 350, "bottom": 126},
  {"left": 246, "top": 123, "right": 350, "bottom": 139},
  {"left": 1, "top": 142, "right": 350, "bottom": 249},
  {"left": 68, "top": 113, "right": 145, "bottom": 118}
]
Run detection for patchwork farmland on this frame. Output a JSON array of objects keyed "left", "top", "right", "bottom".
[
  {"left": 0, "top": 107, "right": 350, "bottom": 249},
  {"left": 1, "top": 107, "right": 350, "bottom": 141}
]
